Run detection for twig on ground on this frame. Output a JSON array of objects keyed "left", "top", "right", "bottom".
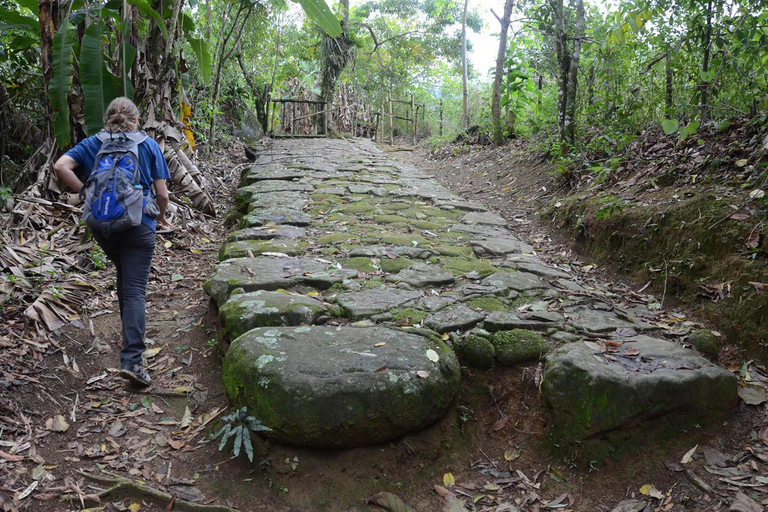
[{"left": 74, "top": 470, "right": 238, "bottom": 512}]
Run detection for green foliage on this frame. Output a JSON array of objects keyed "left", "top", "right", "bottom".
[
  {"left": 595, "top": 196, "right": 625, "bottom": 220},
  {"left": 80, "top": 23, "right": 124, "bottom": 135},
  {"left": 50, "top": 19, "right": 74, "bottom": 146},
  {"left": 212, "top": 407, "right": 271, "bottom": 462},
  {"left": 292, "top": 0, "right": 341, "bottom": 37}
]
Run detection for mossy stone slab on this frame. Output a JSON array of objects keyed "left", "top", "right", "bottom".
[
  {"left": 348, "top": 246, "right": 426, "bottom": 259},
  {"left": 387, "top": 263, "right": 455, "bottom": 288},
  {"left": 461, "top": 212, "right": 508, "bottom": 226},
  {"left": 502, "top": 255, "right": 572, "bottom": 279},
  {"left": 234, "top": 182, "right": 313, "bottom": 210},
  {"left": 425, "top": 304, "right": 486, "bottom": 334},
  {"left": 434, "top": 199, "right": 487, "bottom": 212},
  {"left": 542, "top": 335, "right": 738, "bottom": 443},
  {"left": 484, "top": 311, "right": 564, "bottom": 332},
  {"left": 482, "top": 271, "right": 547, "bottom": 292},
  {"left": 226, "top": 226, "right": 307, "bottom": 243},
  {"left": 218, "top": 240, "right": 307, "bottom": 261},
  {"left": 219, "top": 291, "right": 327, "bottom": 341},
  {"left": 222, "top": 326, "right": 461, "bottom": 447},
  {"left": 205, "top": 257, "right": 355, "bottom": 306},
  {"left": 241, "top": 168, "right": 305, "bottom": 186},
  {"left": 688, "top": 329, "right": 719, "bottom": 356},
  {"left": 461, "top": 335, "right": 495, "bottom": 369},
  {"left": 563, "top": 305, "right": 656, "bottom": 333},
  {"left": 241, "top": 207, "right": 311, "bottom": 227},
  {"left": 471, "top": 238, "right": 535, "bottom": 256},
  {"left": 337, "top": 289, "right": 421, "bottom": 320},
  {"left": 492, "top": 329, "right": 549, "bottom": 365}
]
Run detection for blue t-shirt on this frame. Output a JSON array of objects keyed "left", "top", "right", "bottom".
[{"left": 65, "top": 132, "right": 171, "bottom": 231}]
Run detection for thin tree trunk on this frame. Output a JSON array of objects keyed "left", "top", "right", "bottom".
[
  {"left": 564, "top": 0, "right": 584, "bottom": 146},
  {"left": 461, "top": 0, "right": 469, "bottom": 129},
  {"left": 207, "top": 4, "right": 251, "bottom": 152},
  {"left": 665, "top": 51, "right": 673, "bottom": 117},
  {"left": 38, "top": 0, "right": 59, "bottom": 140},
  {"left": 549, "top": 0, "right": 568, "bottom": 143},
  {"left": 700, "top": 0, "right": 713, "bottom": 123},
  {"left": 491, "top": 0, "right": 515, "bottom": 146}
]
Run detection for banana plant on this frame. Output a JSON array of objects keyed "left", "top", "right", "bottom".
[{"left": 47, "top": 0, "right": 212, "bottom": 146}]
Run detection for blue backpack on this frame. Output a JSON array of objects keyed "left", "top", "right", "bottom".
[{"left": 81, "top": 131, "right": 156, "bottom": 237}]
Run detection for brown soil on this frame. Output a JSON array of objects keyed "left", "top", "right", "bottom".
[{"left": 1, "top": 137, "right": 767, "bottom": 512}]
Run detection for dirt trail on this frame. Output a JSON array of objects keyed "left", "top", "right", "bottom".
[{"left": 1, "top": 138, "right": 766, "bottom": 512}]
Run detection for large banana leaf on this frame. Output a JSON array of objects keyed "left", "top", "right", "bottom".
[
  {"left": 81, "top": 23, "right": 123, "bottom": 135},
  {"left": 187, "top": 36, "right": 211, "bottom": 85},
  {"left": 292, "top": 0, "right": 341, "bottom": 37},
  {"left": 121, "top": 41, "right": 136, "bottom": 99},
  {"left": 0, "top": 9, "right": 40, "bottom": 33},
  {"left": 14, "top": 0, "right": 38, "bottom": 13},
  {"left": 50, "top": 19, "right": 74, "bottom": 146},
  {"left": 126, "top": 0, "right": 167, "bottom": 39}
]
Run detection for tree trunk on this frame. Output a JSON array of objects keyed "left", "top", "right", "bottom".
[
  {"left": 564, "top": 0, "right": 584, "bottom": 146},
  {"left": 207, "top": 3, "right": 251, "bottom": 152},
  {"left": 549, "top": 0, "right": 568, "bottom": 143},
  {"left": 491, "top": 0, "right": 515, "bottom": 146},
  {"left": 699, "top": 0, "right": 713, "bottom": 123},
  {"left": 461, "top": 0, "right": 470, "bottom": 129},
  {"left": 38, "top": 0, "right": 59, "bottom": 140},
  {"left": 665, "top": 51, "right": 673, "bottom": 117}
]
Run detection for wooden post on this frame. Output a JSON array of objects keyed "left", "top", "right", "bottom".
[
  {"left": 388, "top": 93, "right": 394, "bottom": 145},
  {"left": 411, "top": 93, "right": 416, "bottom": 145},
  {"left": 379, "top": 100, "right": 384, "bottom": 143},
  {"left": 439, "top": 100, "right": 444, "bottom": 137},
  {"left": 265, "top": 93, "right": 271, "bottom": 136}
]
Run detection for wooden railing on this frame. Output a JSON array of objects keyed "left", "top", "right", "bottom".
[
  {"left": 374, "top": 93, "right": 425, "bottom": 146},
  {"left": 267, "top": 96, "right": 327, "bottom": 137}
]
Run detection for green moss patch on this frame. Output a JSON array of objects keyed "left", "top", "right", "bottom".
[
  {"left": 390, "top": 307, "right": 428, "bottom": 326},
  {"left": 378, "top": 233, "right": 429, "bottom": 246},
  {"left": 318, "top": 232, "right": 361, "bottom": 244},
  {"left": 380, "top": 258, "right": 415, "bottom": 273},
  {"left": 374, "top": 215, "right": 409, "bottom": 225},
  {"left": 465, "top": 297, "right": 508, "bottom": 312},
  {"left": 492, "top": 329, "right": 548, "bottom": 365},
  {"left": 411, "top": 220, "right": 447, "bottom": 230},
  {"left": 339, "top": 257, "right": 379, "bottom": 273},
  {"left": 441, "top": 257, "right": 498, "bottom": 278},
  {"left": 433, "top": 246, "right": 473, "bottom": 258},
  {"left": 461, "top": 335, "right": 495, "bottom": 369}
]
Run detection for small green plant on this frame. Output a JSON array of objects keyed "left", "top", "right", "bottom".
[
  {"left": 0, "top": 185, "right": 12, "bottom": 202},
  {"left": 212, "top": 407, "right": 271, "bottom": 462},
  {"left": 90, "top": 247, "right": 108, "bottom": 270},
  {"left": 595, "top": 196, "right": 624, "bottom": 219}
]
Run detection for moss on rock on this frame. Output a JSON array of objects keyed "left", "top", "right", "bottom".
[
  {"left": 466, "top": 296, "right": 508, "bottom": 312},
  {"left": 441, "top": 257, "right": 498, "bottom": 278},
  {"left": 688, "top": 329, "right": 719, "bottom": 356},
  {"left": 380, "top": 258, "right": 415, "bottom": 273},
  {"left": 461, "top": 335, "right": 495, "bottom": 369},
  {"left": 492, "top": 329, "right": 548, "bottom": 365},
  {"left": 390, "top": 307, "right": 428, "bottom": 326}
]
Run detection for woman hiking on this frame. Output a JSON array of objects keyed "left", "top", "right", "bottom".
[{"left": 54, "top": 97, "right": 172, "bottom": 386}]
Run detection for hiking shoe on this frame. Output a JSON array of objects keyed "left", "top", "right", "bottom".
[{"left": 119, "top": 365, "right": 152, "bottom": 386}]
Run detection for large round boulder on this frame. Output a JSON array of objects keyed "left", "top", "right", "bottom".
[{"left": 222, "top": 326, "right": 461, "bottom": 448}]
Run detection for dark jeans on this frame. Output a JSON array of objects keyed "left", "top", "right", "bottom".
[{"left": 93, "top": 224, "right": 155, "bottom": 370}]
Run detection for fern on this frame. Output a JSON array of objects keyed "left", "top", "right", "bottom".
[{"left": 212, "top": 407, "right": 271, "bottom": 462}]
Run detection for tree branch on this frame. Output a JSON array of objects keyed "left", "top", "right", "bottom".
[{"left": 73, "top": 470, "right": 238, "bottom": 512}]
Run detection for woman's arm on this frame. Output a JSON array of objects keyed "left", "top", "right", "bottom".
[
  {"left": 53, "top": 155, "right": 84, "bottom": 191},
  {"left": 153, "top": 178, "right": 172, "bottom": 228}
]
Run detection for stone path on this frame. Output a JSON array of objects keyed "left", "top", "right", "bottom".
[{"left": 205, "top": 138, "right": 737, "bottom": 449}]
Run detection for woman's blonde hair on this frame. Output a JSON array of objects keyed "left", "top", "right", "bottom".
[{"left": 104, "top": 97, "right": 139, "bottom": 132}]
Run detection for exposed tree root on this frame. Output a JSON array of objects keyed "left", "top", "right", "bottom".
[{"left": 74, "top": 470, "right": 239, "bottom": 512}]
